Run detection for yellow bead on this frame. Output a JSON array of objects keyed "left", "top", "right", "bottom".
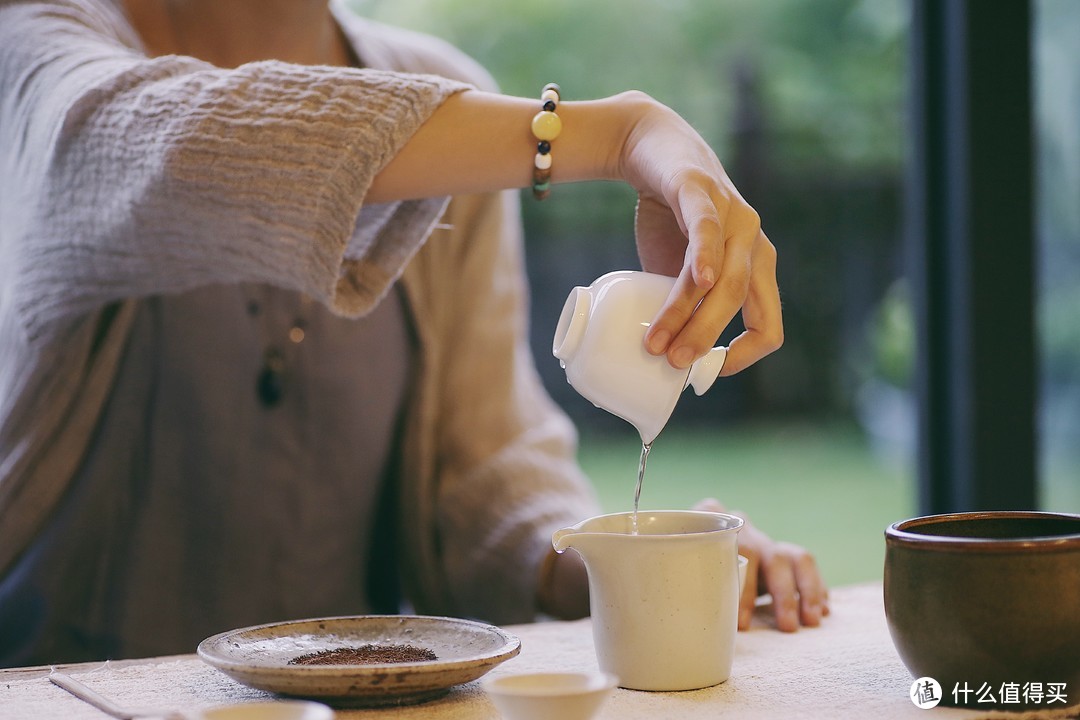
[{"left": 531, "top": 110, "right": 562, "bottom": 141}]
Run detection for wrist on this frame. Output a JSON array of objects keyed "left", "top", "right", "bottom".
[{"left": 556, "top": 91, "right": 655, "bottom": 185}]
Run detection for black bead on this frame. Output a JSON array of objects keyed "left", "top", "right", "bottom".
[
  {"left": 257, "top": 348, "right": 285, "bottom": 407},
  {"left": 542, "top": 99, "right": 557, "bottom": 112},
  {"left": 537, "top": 140, "right": 551, "bottom": 154}
]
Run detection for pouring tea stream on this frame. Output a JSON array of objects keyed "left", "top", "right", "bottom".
[
  {"left": 551, "top": 272, "right": 745, "bottom": 691},
  {"left": 553, "top": 270, "right": 727, "bottom": 522}
]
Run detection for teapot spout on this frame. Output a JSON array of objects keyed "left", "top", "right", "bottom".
[{"left": 686, "top": 346, "right": 728, "bottom": 396}]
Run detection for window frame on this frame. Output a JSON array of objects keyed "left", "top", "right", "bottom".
[{"left": 908, "top": 0, "right": 1037, "bottom": 513}]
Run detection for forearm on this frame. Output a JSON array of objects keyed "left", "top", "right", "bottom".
[{"left": 367, "top": 89, "right": 645, "bottom": 204}]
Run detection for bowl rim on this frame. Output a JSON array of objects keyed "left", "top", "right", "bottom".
[{"left": 885, "top": 510, "right": 1080, "bottom": 552}]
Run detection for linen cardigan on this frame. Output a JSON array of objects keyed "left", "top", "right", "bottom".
[{"left": 0, "top": 0, "right": 600, "bottom": 624}]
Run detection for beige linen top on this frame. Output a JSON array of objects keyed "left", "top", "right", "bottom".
[{"left": 0, "top": 0, "right": 600, "bottom": 648}]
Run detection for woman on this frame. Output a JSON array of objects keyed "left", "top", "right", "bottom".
[{"left": 0, "top": 0, "right": 826, "bottom": 665}]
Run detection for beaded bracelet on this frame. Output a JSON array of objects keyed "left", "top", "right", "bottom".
[{"left": 530, "top": 83, "right": 561, "bottom": 200}]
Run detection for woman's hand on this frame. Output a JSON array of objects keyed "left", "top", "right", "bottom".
[
  {"left": 694, "top": 498, "right": 830, "bottom": 632},
  {"left": 616, "top": 93, "right": 783, "bottom": 375},
  {"left": 370, "top": 89, "right": 781, "bottom": 376}
]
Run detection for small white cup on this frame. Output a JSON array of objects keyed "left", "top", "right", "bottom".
[
  {"left": 195, "top": 700, "right": 334, "bottom": 720},
  {"left": 482, "top": 672, "right": 618, "bottom": 720}
]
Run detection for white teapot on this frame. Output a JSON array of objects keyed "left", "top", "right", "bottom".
[{"left": 552, "top": 270, "right": 727, "bottom": 445}]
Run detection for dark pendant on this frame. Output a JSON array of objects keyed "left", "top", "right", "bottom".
[{"left": 257, "top": 347, "right": 285, "bottom": 407}]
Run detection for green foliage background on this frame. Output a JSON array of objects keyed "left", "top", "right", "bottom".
[{"left": 347, "top": 0, "right": 904, "bottom": 171}]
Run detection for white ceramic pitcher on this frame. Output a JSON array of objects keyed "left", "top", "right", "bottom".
[
  {"left": 552, "top": 510, "right": 744, "bottom": 691},
  {"left": 552, "top": 271, "right": 727, "bottom": 444}
]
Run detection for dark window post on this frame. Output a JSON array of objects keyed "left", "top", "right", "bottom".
[{"left": 908, "top": 0, "right": 1037, "bottom": 513}]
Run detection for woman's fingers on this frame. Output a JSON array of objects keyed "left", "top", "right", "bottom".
[
  {"left": 644, "top": 196, "right": 774, "bottom": 371},
  {"left": 760, "top": 541, "right": 830, "bottom": 632},
  {"left": 644, "top": 270, "right": 710, "bottom": 368},
  {"left": 623, "top": 96, "right": 780, "bottom": 375},
  {"left": 675, "top": 180, "right": 726, "bottom": 291},
  {"left": 663, "top": 233, "right": 753, "bottom": 369},
  {"left": 695, "top": 500, "right": 828, "bottom": 632},
  {"left": 793, "top": 550, "right": 829, "bottom": 627},
  {"left": 738, "top": 548, "right": 762, "bottom": 630},
  {"left": 760, "top": 550, "right": 801, "bottom": 632},
  {"left": 718, "top": 230, "right": 783, "bottom": 376}
]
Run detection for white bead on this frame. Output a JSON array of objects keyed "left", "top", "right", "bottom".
[
  {"left": 541, "top": 88, "right": 560, "bottom": 105},
  {"left": 534, "top": 152, "right": 552, "bottom": 170}
]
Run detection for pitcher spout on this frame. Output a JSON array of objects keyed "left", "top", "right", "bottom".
[
  {"left": 552, "top": 526, "right": 578, "bottom": 554},
  {"left": 553, "top": 523, "right": 609, "bottom": 560}
]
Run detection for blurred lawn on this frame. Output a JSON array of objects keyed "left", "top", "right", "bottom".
[
  {"left": 1044, "top": 453, "right": 1080, "bottom": 514},
  {"left": 575, "top": 420, "right": 915, "bottom": 589}
]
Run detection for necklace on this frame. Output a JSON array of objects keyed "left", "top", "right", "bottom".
[
  {"left": 158, "top": 1, "right": 356, "bottom": 408},
  {"left": 251, "top": 292, "right": 314, "bottom": 408},
  {"left": 158, "top": 0, "right": 314, "bottom": 409}
]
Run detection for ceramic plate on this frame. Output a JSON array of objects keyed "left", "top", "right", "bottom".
[{"left": 197, "top": 615, "right": 520, "bottom": 707}]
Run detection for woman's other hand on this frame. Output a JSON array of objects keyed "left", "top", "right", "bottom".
[{"left": 693, "top": 498, "right": 830, "bottom": 632}]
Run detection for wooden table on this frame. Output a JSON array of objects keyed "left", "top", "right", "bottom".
[{"left": 1, "top": 583, "right": 1077, "bottom": 719}]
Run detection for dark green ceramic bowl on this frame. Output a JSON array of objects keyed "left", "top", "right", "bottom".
[{"left": 884, "top": 511, "right": 1080, "bottom": 710}]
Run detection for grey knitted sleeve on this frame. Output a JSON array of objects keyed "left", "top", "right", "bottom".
[{"left": 0, "top": 0, "right": 470, "bottom": 341}]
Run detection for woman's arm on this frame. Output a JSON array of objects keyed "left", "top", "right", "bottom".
[
  {"left": 370, "top": 89, "right": 782, "bottom": 374},
  {"left": 366, "top": 91, "right": 624, "bottom": 201},
  {"left": 4, "top": 2, "right": 779, "bottom": 373}
]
